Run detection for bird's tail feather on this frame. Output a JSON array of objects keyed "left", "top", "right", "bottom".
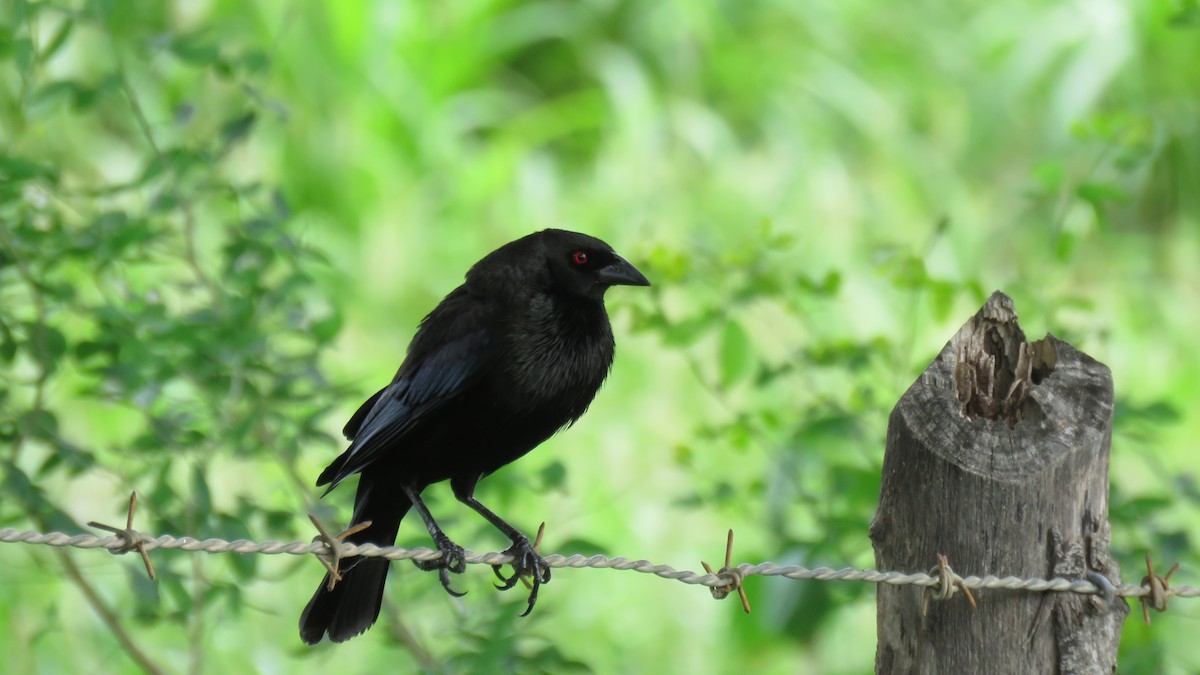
[{"left": 299, "top": 475, "right": 411, "bottom": 644}]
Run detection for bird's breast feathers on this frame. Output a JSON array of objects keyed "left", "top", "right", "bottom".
[{"left": 501, "top": 294, "right": 615, "bottom": 417}]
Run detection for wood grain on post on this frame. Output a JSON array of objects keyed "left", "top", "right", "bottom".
[{"left": 871, "top": 291, "right": 1129, "bottom": 674}]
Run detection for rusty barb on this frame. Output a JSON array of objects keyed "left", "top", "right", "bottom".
[
  {"left": 308, "top": 514, "right": 373, "bottom": 592},
  {"left": 921, "top": 553, "right": 977, "bottom": 616},
  {"left": 1139, "top": 554, "right": 1181, "bottom": 625},
  {"left": 514, "top": 522, "right": 547, "bottom": 592},
  {"left": 701, "top": 529, "right": 751, "bottom": 614},
  {"left": 87, "top": 491, "right": 156, "bottom": 581}
]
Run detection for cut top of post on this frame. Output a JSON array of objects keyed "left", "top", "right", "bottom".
[{"left": 901, "top": 291, "right": 1113, "bottom": 483}]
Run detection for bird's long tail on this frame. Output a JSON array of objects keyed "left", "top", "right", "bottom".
[{"left": 299, "top": 473, "right": 411, "bottom": 644}]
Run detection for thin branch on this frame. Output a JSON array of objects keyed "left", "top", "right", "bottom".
[
  {"left": 32, "top": 519, "right": 166, "bottom": 675},
  {"left": 111, "top": 46, "right": 161, "bottom": 157},
  {"left": 2, "top": 212, "right": 164, "bottom": 675},
  {"left": 110, "top": 40, "right": 220, "bottom": 299},
  {"left": 383, "top": 601, "right": 442, "bottom": 672}
]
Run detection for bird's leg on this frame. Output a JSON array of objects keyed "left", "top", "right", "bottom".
[
  {"left": 459, "top": 495, "right": 551, "bottom": 616},
  {"left": 400, "top": 485, "right": 467, "bottom": 597}
]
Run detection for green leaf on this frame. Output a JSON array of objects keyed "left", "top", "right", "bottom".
[
  {"left": 890, "top": 254, "right": 928, "bottom": 288},
  {"left": 0, "top": 154, "right": 56, "bottom": 183},
  {"left": 661, "top": 313, "right": 716, "bottom": 347},
  {"left": 1111, "top": 495, "right": 1172, "bottom": 523},
  {"left": 0, "top": 418, "right": 16, "bottom": 443},
  {"left": 0, "top": 26, "right": 14, "bottom": 61},
  {"left": 27, "top": 81, "right": 81, "bottom": 117},
  {"left": 718, "top": 320, "right": 753, "bottom": 386},
  {"left": 190, "top": 464, "right": 212, "bottom": 515},
  {"left": 74, "top": 73, "right": 121, "bottom": 111},
  {"left": 19, "top": 409, "right": 58, "bottom": 440},
  {"left": 214, "top": 513, "right": 258, "bottom": 581},
  {"left": 2, "top": 461, "right": 77, "bottom": 531},
  {"left": 554, "top": 537, "right": 610, "bottom": 556},
  {"left": 160, "top": 573, "right": 193, "bottom": 617},
  {"left": 799, "top": 270, "right": 841, "bottom": 295},
  {"left": 0, "top": 318, "right": 16, "bottom": 363},
  {"left": 271, "top": 189, "right": 291, "bottom": 219},
  {"left": 778, "top": 571, "right": 836, "bottom": 643},
  {"left": 69, "top": 83, "right": 100, "bottom": 111},
  {"left": 1031, "top": 160, "right": 1064, "bottom": 192},
  {"left": 1055, "top": 229, "right": 1078, "bottom": 262},
  {"left": 1115, "top": 400, "right": 1180, "bottom": 425},
  {"left": 169, "top": 32, "right": 219, "bottom": 65},
  {"left": 37, "top": 436, "right": 96, "bottom": 478},
  {"left": 140, "top": 148, "right": 203, "bottom": 183},
  {"left": 40, "top": 18, "right": 74, "bottom": 62},
  {"left": 928, "top": 280, "right": 959, "bottom": 321},
  {"left": 84, "top": 0, "right": 114, "bottom": 20},
  {"left": 21, "top": 322, "right": 67, "bottom": 375},
  {"left": 795, "top": 414, "right": 860, "bottom": 448},
  {"left": 1170, "top": 3, "right": 1200, "bottom": 26},
  {"left": 311, "top": 308, "right": 342, "bottom": 345},
  {"left": 1076, "top": 181, "right": 1127, "bottom": 229},
  {"left": 14, "top": 37, "right": 34, "bottom": 76},
  {"left": 127, "top": 565, "right": 162, "bottom": 619},
  {"left": 239, "top": 49, "right": 270, "bottom": 73},
  {"left": 73, "top": 339, "right": 113, "bottom": 363},
  {"left": 219, "top": 112, "right": 257, "bottom": 148},
  {"left": 539, "top": 460, "right": 567, "bottom": 491}
]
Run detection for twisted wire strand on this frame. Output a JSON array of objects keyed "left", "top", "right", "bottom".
[{"left": 3, "top": 527, "right": 1196, "bottom": 600}]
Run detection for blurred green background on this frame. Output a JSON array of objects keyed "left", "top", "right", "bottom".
[{"left": 2, "top": 0, "right": 1199, "bottom": 673}]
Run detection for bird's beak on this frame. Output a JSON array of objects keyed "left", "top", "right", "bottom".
[{"left": 597, "top": 255, "right": 651, "bottom": 287}]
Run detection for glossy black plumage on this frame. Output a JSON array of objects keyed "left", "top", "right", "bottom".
[{"left": 299, "top": 229, "right": 649, "bottom": 644}]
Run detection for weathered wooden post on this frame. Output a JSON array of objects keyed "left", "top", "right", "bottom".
[{"left": 871, "top": 292, "right": 1129, "bottom": 674}]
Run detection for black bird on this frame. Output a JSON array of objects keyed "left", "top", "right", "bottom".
[{"left": 299, "top": 229, "right": 649, "bottom": 644}]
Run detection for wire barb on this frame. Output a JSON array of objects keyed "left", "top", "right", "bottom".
[
  {"left": 1085, "top": 570, "right": 1116, "bottom": 604},
  {"left": 1139, "top": 554, "right": 1180, "bottom": 625},
  {"left": 921, "top": 553, "right": 976, "bottom": 615},
  {"left": 307, "top": 514, "right": 373, "bottom": 591},
  {"left": 701, "top": 529, "right": 751, "bottom": 613},
  {"left": 86, "top": 491, "right": 156, "bottom": 581},
  {"left": 516, "top": 522, "right": 547, "bottom": 592}
]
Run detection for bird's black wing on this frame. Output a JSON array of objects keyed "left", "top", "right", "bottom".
[
  {"left": 318, "top": 293, "right": 494, "bottom": 490},
  {"left": 341, "top": 388, "right": 384, "bottom": 440}
]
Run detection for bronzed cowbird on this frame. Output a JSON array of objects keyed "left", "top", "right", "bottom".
[{"left": 299, "top": 229, "right": 649, "bottom": 644}]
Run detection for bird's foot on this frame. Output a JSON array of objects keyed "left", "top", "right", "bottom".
[
  {"left": 492, "top": 534, "right": 551, "bottom": 616},
  {"left": 413, "top": 531, "right": 467, "bottom": 597}
]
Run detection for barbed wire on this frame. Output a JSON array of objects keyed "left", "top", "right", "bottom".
[{"left": 2, "top": 524, "right": 1196, "bottom": 603}]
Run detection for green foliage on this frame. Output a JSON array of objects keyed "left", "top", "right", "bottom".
[
  {"left": 0, "top": 0, "right": 342, "bottom": 669},
  {"left": 3, "top": 0, "right": 1200, "bottom": 674}
]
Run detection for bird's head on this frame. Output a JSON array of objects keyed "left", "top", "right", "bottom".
[
  {"left": 469, "top": 229, "right": 650, "bottom": 303},
  {"left": 543, "top": 229, "right": 650, "bottom": 301}
]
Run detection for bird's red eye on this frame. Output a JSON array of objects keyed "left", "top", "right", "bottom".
[{"left": 571, "top": 250, "right": 589, "bottom": 266}]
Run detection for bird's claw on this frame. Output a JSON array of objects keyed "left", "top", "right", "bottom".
[
  {"left": 492, "top": 535, "right": 551, "bottom": 616},
  {"left": 413, "top": 532, "right": 467, "bottom": 597}
]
